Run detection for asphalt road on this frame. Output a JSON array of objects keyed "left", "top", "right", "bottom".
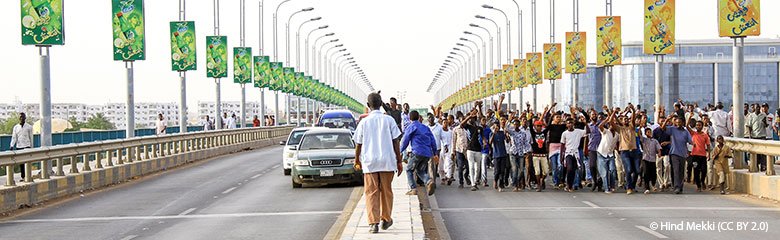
[
  {"left": 0, "top": 146, "right": 356, "bottom": 240},
  {"left": 432, "top": 168, "right": 780, "bottom": 240}
]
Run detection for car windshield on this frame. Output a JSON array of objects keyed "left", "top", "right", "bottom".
[
  {"left": 320, "top": 118, "right": 356, "bottom": 130},
  {"left": 287, "top": 130, "right": 307, "bottom": 145},
  {"left": 299, "top": 132, "right": 355, "bottom": 150}
]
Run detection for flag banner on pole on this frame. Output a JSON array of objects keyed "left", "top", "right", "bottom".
[
  {"left": 643, "top": 0, "right": 675, "bottom": 55},
  {"left": 207, "top": 36, "right": 228, "bottom": 78},
  {"left": 270, "top": 62, "right": 283, "bottom": 91},
  {"left": 170, "top": 21, "right": 197, "bottom": 71},
  {"left": 526, "top": 53, "right": 543, "bottom": 85},
  {"left": 233, "top": 47, "right": 252, "bottom": 84},
  {"left": 21, "top": 0, "right": 65, "bottom": 45},
  {"left": 543, "top": 43, "right": 562, "bottom": 80},
  {"left": 502, "top": 65, "right": 513, "bottom": 92},
  {"left": 596, "top": 16, "right": 622, "bottom": 66},
  {"left": 514, "top": 59, "right": 526, "bottom": 88},
  {"left": 293, "top": 72, "right": 304, "bottom": 96},
  {"left": 112, "top": 0, "right": 145, "bottom": 60},
  {"left": 565, "top": 32, "right": 587, "bottom": 74},
  {"left": 253, "top": 56, "right": 271, "bottom": 88},
  {"left": 718, "top": 0, "right": 760, "bottom": 37},
  {"left": 282, "top": 67, "right": 294, "bottom": 93}
]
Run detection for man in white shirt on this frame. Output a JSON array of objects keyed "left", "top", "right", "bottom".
[
  {"left": 10, "top": 113, "right": 34, "bottom": 181},
  {"left": 427, "top": 113, "right": 443, "bottom": 181},
  {"left": 225, "top": 113, "right": 237, "bottom": 129},
  {"left": 560, "top": 118, "right": 587, "bottom": 192},
  {"left": 203, "top": 115, "right": 215, "bottom": 131},
  {"left": 704, "top": 102, "right": 730, "bottom": 138},
  {"left": 156, "top": 114, "right": 167, "bottom": 135},
  {"left": 353, "top": 93, "right": 403, "bottom": 234},
  {"left": 597, "top": 112, "right": 620, "bottom": 193}
]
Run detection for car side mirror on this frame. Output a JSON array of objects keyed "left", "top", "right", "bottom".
[
  {"left": 291, "top": 145, "right": 298, "bottom": 151},
  {"left": 279, "top": 141, "right": 286, "bottom": 145}
]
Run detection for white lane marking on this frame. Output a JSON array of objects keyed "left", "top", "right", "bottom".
[
  {"left": 119, "top": 235, "right": 138, "bottom": 240},
  {"left": 272, "top": 164, "right": 280, "bottom": 168},
  {"left": 581, "top": 201, "right": 600, "bottom": 208},
  {"left": 250, "top": 174, "right": 262, "bottom": 179},
  {"left": 434, "top": 206, "right": 780, "bottom": 212},
  {"left": 0, "top": 211, "right": 342, "bottom": 224},
  {"left": 222, "top": 187, "right": 237, "bottom": 194},
  {"left": 636, "top": 225, "right": 669, "bottom": 239},
  {"left": 178, "top": 208, "right": 197, "bottom": 216}
]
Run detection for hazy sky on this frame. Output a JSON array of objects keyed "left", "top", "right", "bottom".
[{"left": 2, "top": 0, "right": 779, "bottom": 111}]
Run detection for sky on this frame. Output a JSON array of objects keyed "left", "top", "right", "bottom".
[{"left": 2, "top": 0, "right": 779, "bottom": 112}]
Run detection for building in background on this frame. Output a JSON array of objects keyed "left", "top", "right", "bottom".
[
  {"left": 562, "top": 39, "right": 780, "bottom": 119},
  {"left": 0, "top": 102, "right": 180, "bottom": 129}
]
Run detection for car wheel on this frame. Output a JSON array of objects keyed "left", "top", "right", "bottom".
[
  {"left": 284, "top": 169, "right": 291, "bottom": 176},
  {"left": 292, "top": 179, "right": 302, "bottom": 188}
]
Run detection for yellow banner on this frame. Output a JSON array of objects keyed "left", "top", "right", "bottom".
[
  {"left": 544, "top": 43, "right": 562, "bottom": 80},
  {"left": 597, "top": 16, "right": 622, "bottom": 66},
  {"left": 514, "top": 59, "right": 527, "bottom": 88},
  {"left": 565, "top": 32, "right": 587, "bottom": 74},
  {"left": 526, "top": 53, "right": 542, "bottom": 85},
  {"left": 502, "top": 64, "right": 513, "bottom": 91},
  {"left": 643, "top": 0, "right": 675, "bottom": 55},
  {"left": 718, "top": 0, "right": 760, "bottom": 37}
]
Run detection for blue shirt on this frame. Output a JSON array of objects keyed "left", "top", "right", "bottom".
[
  {"left": 653, "top": 127, "right": 672, "bottom": 156},
  {"left": 481, "top": 125, "right": 492, "bottom": 154},
  {"left": 491, "top": 131, "right": 508, "bottom": 158},
  {"left": 587, "top": 122, "right": 602, "bottom": 151},
  {"left": 665, "top": 126, "right": 693, "bottom": 158},
  {"left": 401, "top": 121, "right": 437, "bottom": 158}
]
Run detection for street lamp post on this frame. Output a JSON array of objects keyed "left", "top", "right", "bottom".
[
  {"left": 483, "top": 4, "right": 513, "bottom": 110},
  {"left": 285, "top": 8, "right": 313, "bottom": 125},
  {"left": 294, "top": 17, "right": 319, "bottom": 126},
  {"left": 273, "top": 0, "right": 294, "bottom": 125}
]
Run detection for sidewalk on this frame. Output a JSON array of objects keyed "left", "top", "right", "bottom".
[{"left": 340, "top": 172, "right": 425, "bottom": 240}]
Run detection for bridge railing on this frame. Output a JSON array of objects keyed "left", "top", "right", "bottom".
[
  {"left": 725, "top": 137, "right": 778, "bottom": 176},
  {"left": 0, "top": 125, "right": 294, "bottom": 186}
]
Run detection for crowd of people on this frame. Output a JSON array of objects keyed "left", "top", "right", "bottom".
[
  {"left": 379, "top": 94, "right": 780, "bottom": 196},
  {"left": 351, "top": 93, "right": 778, "bottom": 234}
]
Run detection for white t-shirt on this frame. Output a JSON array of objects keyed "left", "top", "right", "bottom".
[
  {"left": 428, "top": 123, "right": 443, "bottom": 150},
  {"left": 156, "top": 120, "right": 167, "bottom": 135},
  {"left": 226, "top": 117, "right": 237, "bottom": 129},
  {"left": 353, "top": 110, "right": 402, "bottom": 173},
  {"left": 440, "top": 129, "right": 453, "bottom": 153},
  {"left": 597, "top": 129, "right": 619, "bottom": 157},
  {"left": 560, "top": 129, "right": 586, "bottom": 156}
]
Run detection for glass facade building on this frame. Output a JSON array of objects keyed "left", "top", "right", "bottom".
[{"left": 564, "top": 39, "right": 780, "bottom": 118}]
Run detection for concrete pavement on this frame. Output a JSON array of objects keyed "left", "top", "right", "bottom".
[
  {"left": 433, "top": 168, "right": 780, "bottom": 240},
  {"left": 0, "top": 146, "right": 355, "bottom": 240},
  {"left": 340, "top": 170, "right": 425, "bottom": 240}
]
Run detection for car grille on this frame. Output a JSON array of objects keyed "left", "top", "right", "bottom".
[{"left": 310, "top": 159, "right": 343, "bottom": 167}]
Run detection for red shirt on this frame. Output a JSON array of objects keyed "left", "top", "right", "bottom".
[
  {"left": 690, "top": 131, "right": 710, "bottom": 157},
  {"left": 253, "top": 119, "right": 261, "bottom": 127}
]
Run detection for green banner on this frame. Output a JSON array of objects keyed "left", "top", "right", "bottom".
[
  {"left": 21, "top": 0, "right": 64, "bottom": 45},
  {"left": 170, "top": 21, "right": 197, "bottom": 71},
  {"left": 253, "top": 56, "right": 271, "bottom": 88},
  {"left": 233, "top": 47, "right": 252, "bottom": 83},
  {"left": 293, "top": 72, "right": 304, "bottom": 95},
  {"left": 206, "top": 36, "right": 227, "bottom": 78},
  {"left": 111, "top": 0, "right": 145, "bottom": 61},
  {"left": 282, "top": 67, "right": 294, "bottom": 93},
  {"left": 303, "top": 76, "right": 313, "bottom": 98},
  {"left": 269, "top": 62, "right": 283, "bottom": 91}
]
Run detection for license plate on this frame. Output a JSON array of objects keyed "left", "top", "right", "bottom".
[{"left": 320, "top": 169, "right": 334, "bottom": 177}]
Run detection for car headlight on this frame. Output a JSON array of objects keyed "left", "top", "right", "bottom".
[
  {"left": 286, "top": 152, "right": 295, "bottom": 159},
  {"left": 344, "top": 158, "right": 356, "bottom": 164},
  {"left": 294, "top": 160, "right": 310, "bottom": 166}
]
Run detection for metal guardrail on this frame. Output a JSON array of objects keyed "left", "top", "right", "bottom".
[
  {"left": 724, "top": 137, "right": 778, "bottom": 176},
  {"left": 0, "top": 125, "right": 294, "bottom": 186}
]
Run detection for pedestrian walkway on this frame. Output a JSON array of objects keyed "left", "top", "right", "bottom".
[{"left": 340, "top": 172, "right": 425, "bottom": 240}]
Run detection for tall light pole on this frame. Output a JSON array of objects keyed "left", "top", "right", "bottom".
[
  {"left": 295, "top": 17, "right": 319, "bottom": 126},
  {"left": 475, "top": 15, "right": 501, "bottom": 69},
  {"left": 285, "top": 8, "right": 313, "bottom": 124},
  {"left": 469, "top": 25, "right": 492, "bottom": 75},
  {"left": 239, "top": 0, "right": 247, "bottom": 128},
  {"left": 258, "top": 0, "right": 265, "bottom": 126},
  {"left": 272, "top": 0, "right": 293, "bottom": 125},
  {"left": 304, "top": 29, "right": 330, "bottom": 124},
  {"left": 482, "top": 4, "right": 513, "bottom": 110}
]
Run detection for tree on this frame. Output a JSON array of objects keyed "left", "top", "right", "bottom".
[
  {"left": 83, "top": 113, "right": 115, "bottom": 130},
  {"left": 65, "top": 116, "right": 84, "bottom": 132},
  {"left": 0, "top": 112, "right": 21, "bottom": 135}
]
